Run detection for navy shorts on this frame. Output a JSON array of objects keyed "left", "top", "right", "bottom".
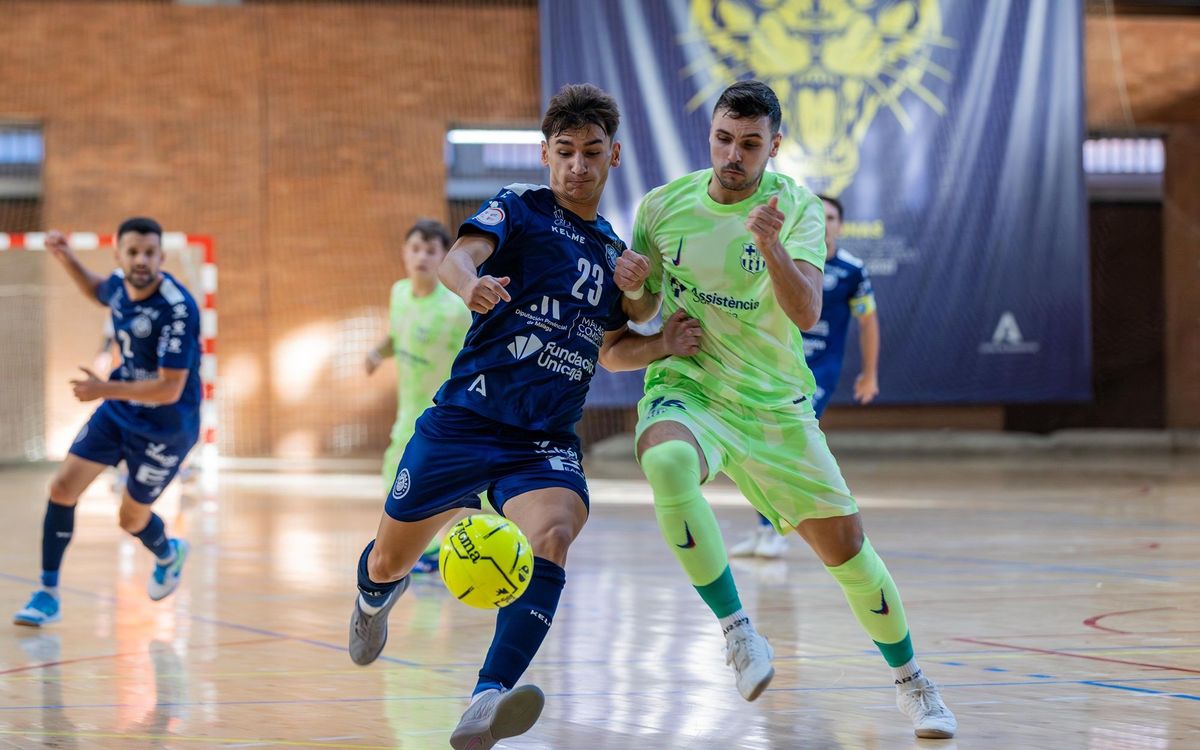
[
  {"left": 384, "top": 404, "right": 590, "bottom": 522},
  {"left": 69, "top": 402, "right": 198, "bottom": 504},
  {"left": 812, "top": 384, "right": 834, "bottom": 419}
]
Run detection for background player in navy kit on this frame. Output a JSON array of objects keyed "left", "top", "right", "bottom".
[
  {"left": 348, "top": 84, "right": 655, "bottom": 750},
  {"left": 732, "top": 194, "right": 881, "bottom": 559},
  {"left": 14, "top": 218, "right": 201, "bottom": 626}
]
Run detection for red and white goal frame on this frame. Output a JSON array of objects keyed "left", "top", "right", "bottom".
[{"left": 0, "top": 231, "right": 218, "bottom": 467}]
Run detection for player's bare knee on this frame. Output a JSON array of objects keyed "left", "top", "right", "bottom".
[
  {"left": 47, "top": 476, "right": 81, "bottom": 506},
  {"left": 118, "top": 503, "right": 150, "bottom": 534},
  {"left": 527, "top": 523, "right": 574, "bottom": 565}
]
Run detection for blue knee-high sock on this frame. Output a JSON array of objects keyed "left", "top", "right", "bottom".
[
  {"left": 756, "top": 512, "right": 772, "bottom": 527},
  {"left": 474, "top": 557, "right": 566, "bottom": 695},
  {"left": 356, "top": 540, "right": 405, "bottom": 607},
  {"left": 133, "top": 513, "right": 172, "bottom": 560},
  {"left": 41, "top": 501, "right": 76, "bottom": 589}
]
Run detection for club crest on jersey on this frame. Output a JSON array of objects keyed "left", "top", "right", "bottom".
[
  {"left": 605, "top": 242, "right": 621, "bottom": 271},
  {"left": 474, "top": 201, "right": 505, "bottom": 227},
  {"left": 391, "top": 468, "right": 411, "bottom": 500},
  {"left": 741, "top": 243, "right": 766, "bottom": 274},
  {"left": 131, "top": 315, "right": 153, "bottom": 338}
]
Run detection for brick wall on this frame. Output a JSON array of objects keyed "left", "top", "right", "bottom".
[
  {"left": 1, "top": 3, "right": 1196, "bottom": 456},
  {"left": 0, "top": 1, "right": 539, "bottom": 456}
]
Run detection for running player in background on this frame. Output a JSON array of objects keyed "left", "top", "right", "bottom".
[
  {"left": 365, "top": 219, "right": 473, "bottom": 573},
  {"left": 348, "top": 84, "right": 656, "bottom": 750},
  {"left": 14, "top": 218, "right": 200, "bottom": 627},
  {"left": 731, "top": 193, "right": 881, "bottom": 559},
  {"left": 601, "top": 81, "right": 955, "bottom": 739}
]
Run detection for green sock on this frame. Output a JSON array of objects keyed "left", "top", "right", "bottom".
[
  {"left": 641, "top": 441, "right": 742, "bottom": 618},
  {"left": 825, "top": 537, "right": 914, "bottom": 667}
]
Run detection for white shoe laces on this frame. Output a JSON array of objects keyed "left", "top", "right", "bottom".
[{"left": 726, "top": 632, "right": 768, "bottom": 671}]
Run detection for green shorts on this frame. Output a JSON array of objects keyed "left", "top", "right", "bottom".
[{"left": 635, "top": 380, "right": 858, "bottom": 532}]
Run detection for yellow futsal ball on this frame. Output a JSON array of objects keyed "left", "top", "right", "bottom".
[{"left": 439, "top": 514, "right": 533, "bottom": 609}]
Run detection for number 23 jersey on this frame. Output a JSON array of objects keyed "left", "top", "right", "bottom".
[{"left": 435, "top": 184, "right": 629, "bottom": 433}]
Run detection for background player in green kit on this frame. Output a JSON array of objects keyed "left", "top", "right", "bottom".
[
  {"left": 600, "top": 81, "right": 956, "bottom": 739},
  {"left": 365, "top": 219, "right": 472, "bottom": 571}
]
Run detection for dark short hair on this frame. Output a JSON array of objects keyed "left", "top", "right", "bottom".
[
  {"left": 405, "top": 218, "right": 451, "bottom": 250},
  {"left": 817, "top": 194, "right": 844, "bottom": 221},
  {"left": 541, "top": 83, "right": 620, "bottom": 141},
  {"left": 117, "top": 217, "right": 162, "bottom": 240},
  {"left": 713, "top": 80, "right": 782, "bottom": 135}
]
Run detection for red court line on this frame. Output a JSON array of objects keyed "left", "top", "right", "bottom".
[
  {"left": 0, "top": 636, "right": 279, "bottom": 677},
  {"left": 1083, "top": 607, "right": 1173, "bottom": 634},
  {"left": 954, "top": 637, "right": 1200, "bottom": 675}
]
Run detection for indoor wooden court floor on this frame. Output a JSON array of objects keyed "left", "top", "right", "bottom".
[{"left": 1, "top": 453, "right": 1197, "bottom": 749}]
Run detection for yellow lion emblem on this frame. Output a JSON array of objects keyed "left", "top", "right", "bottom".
[{"left": 687, "top": 0, "right": 954, "bottom": 195}]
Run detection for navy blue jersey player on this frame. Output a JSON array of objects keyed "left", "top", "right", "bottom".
[
  {"left": 14, "top": 218, "right": 200, "bottom": 628},
  {"left": 348, "top": 84, "right": 656, "bottom": 750}
]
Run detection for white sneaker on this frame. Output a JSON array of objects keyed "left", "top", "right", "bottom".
[
  {"left": 449, "top": 685, "right": 545, "bottom": 750},
  {"left": 724, "top": 629, "right": 775, "bottom": 701},
  {"left": 896, "top": 675, "right": 957, "bottom": 739},
  {"left": 729, "top": 528, "right": 762, "bottom": 558},
  {"left": 754, "top": 528, "right": 787, "bottom": 558}
]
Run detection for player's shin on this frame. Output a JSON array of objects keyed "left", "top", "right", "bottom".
[
  {"left": 641, "top": 441, "right": 745, "bottom": 625},
  {"left": 474, "top": 557, "right": 565, "bottom": 695},
  {"left": 825, "top": 537, "right": 921, "bottom": 683},
  {"left": 41, "top": 500, "right": 75, "bottom": 589}
]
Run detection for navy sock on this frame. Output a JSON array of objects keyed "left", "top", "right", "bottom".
[
  {"left": 134, "top": 513, "right": 172, "bottom": 560},
  {"left": 356, "top": 540, "right": 404, "bottom": 607},
  {"left": 756, "top": 512, "right": 773, "bottom": 527},
  {"left": 41, "top": 500, "right": 76, "bottom": 588},
  {"left": 474, "top": 557, "right": 566, "bottom": 695}
]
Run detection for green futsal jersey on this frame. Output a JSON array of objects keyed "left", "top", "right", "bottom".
[
  {"left": 388, "top": 279, "right": 472, "bottom": 438},
  {"left": 634, "top": 168, "right": 827, "bottom": 408}
]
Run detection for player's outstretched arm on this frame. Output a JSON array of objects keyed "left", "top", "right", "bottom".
[
  {"left": 439, "top": 234, "right": 511, "bottom": 314},
  {"left": 70, "top": 366, "right": 189, "bottom": 405},
  {"left": 365, "top": 336, "right": 393, "bottom": 375},
  {"left": 46, "top": 230, "right": 106, "bottom": 303},
  {"left": 598, "top": 310, "right": 701, "bottom": 372}
]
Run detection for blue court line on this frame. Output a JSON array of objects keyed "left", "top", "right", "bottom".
[
  {"left": 0, "top": 571, "right": 420, "bottom": 667},
  {"left": 1081, "top": 680, "right": 1200, "bottom": 701},
  {"left": 4, "top": 675, "right": 1200, "bottom": 713},
  {"left": 880, "top": 550, "right": 1176, "bottom": 582}
]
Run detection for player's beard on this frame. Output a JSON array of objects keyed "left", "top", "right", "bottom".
[
  {"left": 127, "top": 268, "right": 157, "bottom": 289},
  {"left": 715, "top": 164, "right": 760, "bottom": 194}
]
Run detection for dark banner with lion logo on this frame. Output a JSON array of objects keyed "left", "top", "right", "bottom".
[{"left": 544, "top": 0, "right": 1090, "bottom": 406}]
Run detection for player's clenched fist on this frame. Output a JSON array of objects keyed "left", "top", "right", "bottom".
[
  {"left": 459, "top": 275, "right": 512, "bottom": 314},
  {"left": 44, "top": 230, "right": 74, "bottom": 264},
  {"left": 663, "top": 309, "right": 702, "bottom": 357},
  {"left": 614, "top": 249, "right": 651, "bottom": 293},
  {"left": 745, "top": 195, "right": 785, "bottom": 250}
]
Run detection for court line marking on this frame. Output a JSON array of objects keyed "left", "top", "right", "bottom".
[
  {"left": 1083, "top": 607, "right": 1173, "bottom": 634},
  {"left": 954, "top": 637, "right": 1200, "bottom": 675},
  {"left": 1081, "top": 680, "right": 1200, "bottom": 701},
  {"left": 0, "top": 636, "right": 278, "bottom": 676},
  {"left": 0, "top": 729, "right": 397, "bottom": 749},
  {"left": 0, "top": 571, "right": 421, "bottom": 667},
  {"left": 4, "top": 676, "right": 1199, "bottom": 712}
]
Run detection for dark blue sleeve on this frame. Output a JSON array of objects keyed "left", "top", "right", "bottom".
[
  {"left": 158, "top": 298, "right": 200, "bottom": 371},
  {"left": 94, "top": 273, "right": 121, "bottom": 305},
  {"left": 604, "top": 295, "right": 629, "bottom": 332},
  {"left": 459, "top": 188, "right": 527, "bottom": 256}
]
